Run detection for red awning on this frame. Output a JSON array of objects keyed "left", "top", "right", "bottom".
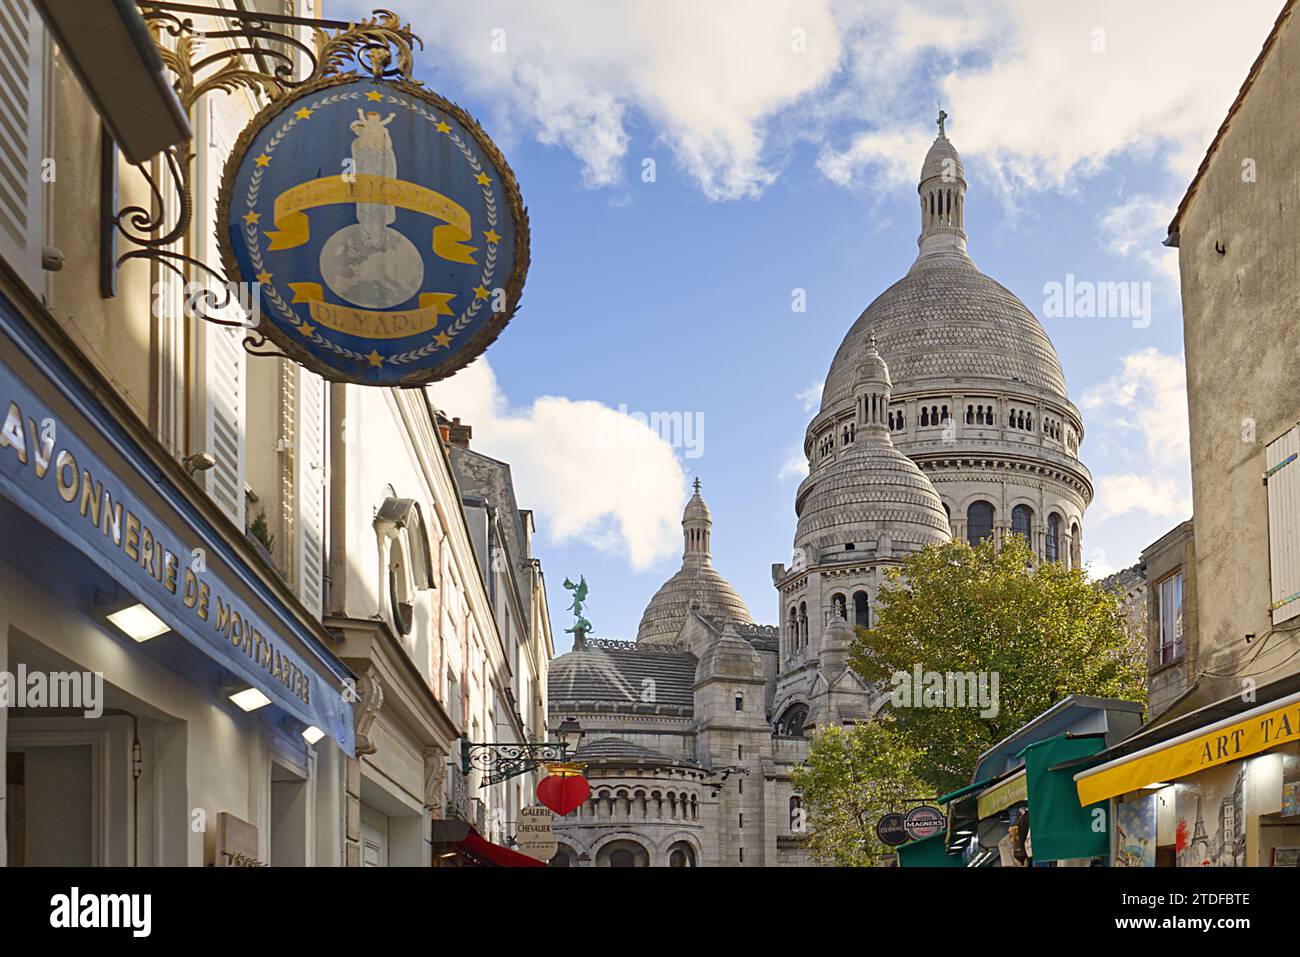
[
  {"left": 458, "top": 830, "right": 547, "bottom": 867},
  {"left": 430, "top": 819, "right": 547, "bottom": 867}
]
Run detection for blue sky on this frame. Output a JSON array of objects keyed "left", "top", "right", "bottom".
[{"left": 334, "top": 0, "right": 1285, "bottom": 650}]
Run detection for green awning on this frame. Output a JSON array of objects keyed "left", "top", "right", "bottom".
[
  {"left": 1018, "top": 733, "right": 1109, "bottom": 862},
  {"left": 937, "top": 778, "right": 995, "bottom": 805},
  {"left": 897, "top": 833, "right": 963, "bottom": 868}
]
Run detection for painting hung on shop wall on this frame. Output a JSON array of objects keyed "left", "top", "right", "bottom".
[
  {"left": 1114, "top": 794, "right": 1156, "bottom": 867},
  {"left": 1283, "top": 752, "right": 1300, "bottom": 818},
  {"left": 1175, "top": 763, "right": 1247, "bottom": 867}
]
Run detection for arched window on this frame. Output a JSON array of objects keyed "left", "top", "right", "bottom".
[
  {"left": 798, "top": 601, "right": 808, "bottom": 648},
  {"left": 1011, "top": 505, "right": 1033, "bottom": 543},
  {"left": 1046, "top": 513, "right": 1062, "bottom": 562},
  {"left": 921, "top": 407, "right": 930, "bottom": 427},
  {"left": 853, "top": 590, "right": 869, "bottom": 630},
  {"left": 787, "top": 605, "right": 797, "bottom": 652},
  {"left": 967, "top": 501, "right": 994, "bottom": 545},
  {"left": 598, "top": 840, "right": 649, "bottom": 867},
  {"left": 831, "top": 593, "right": 847, "bottom": 620},
  {"left": 777, "top": 703, "right": 809, "bottom": 736},
  {"left": 966, "top": 405, "right": 974, "bottom": 424},
  {"left": 668, "top": 842, "right": 696, "bottom": 867},
  {"left": 551, "top": 845, "right": 576, "bottom": 867},
  {"left": 1071, "top": 521, "right": 1081, "bottom": 568},
  {"left": 789, "top": 796, "right": 803, "bottom": 831}
]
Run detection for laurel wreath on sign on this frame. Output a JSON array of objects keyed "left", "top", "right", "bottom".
[{"left": 242, "top": 89, "right": 501, "bottom": 368}]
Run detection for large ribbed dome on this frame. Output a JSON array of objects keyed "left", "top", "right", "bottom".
[
  {"left": 819, "top": 263, "right": 1069, "bottom": 412},
  {"left": 637, "top": 481, "right": 754, "bottom": 645}
]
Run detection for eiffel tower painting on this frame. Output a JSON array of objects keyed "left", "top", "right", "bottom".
[{"left": 1189, "top": 795, "right": 1211, "bottom": 864}]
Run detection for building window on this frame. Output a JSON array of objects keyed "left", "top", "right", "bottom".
[
  {"left": 734, "top": 693, "right": 744, "bottom": 712},
  {"left": 1011, "top": 505, "right": 1033, "bottom": 543},
  {"left": 1070, "top": 521, "right": 1081, "bottom": 568},
  {"left": 777, "top": 703, "right": 809, "bottom": 737},
  {"left": 668, "top": 843, "right": 696, "bottom": 867},
  {"left": 790, "top": 796, "right": 802, "bottom": 830},
  {"left": 1046, "top": 513, "right": 1061, "bottom": 562},
  {"left": 739, "top": 813, "right": 744, "bottom": 828},
  {"left": 1157, "top": 572, "right": 1184, "bottom": 664},
  {"left": 966, "top": 501, "right": 994, "bottom": 545},
  {"left": 853, "top": 591, "right": 869, "bottom": 630},
  {"left": 831, "top": 592, "right": 846, "bottom": 619}
]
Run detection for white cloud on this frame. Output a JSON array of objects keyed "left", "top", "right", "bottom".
[
  {"left": 1081, "top": 348, "right": 1189, "bottom": 467},
  {"left": 778, "top": 446, "right": 809, "bottom": 481},
  {"left": 427, "top": 360, "right": 685, "bottom": 569},
  {"left": 1090, "top": 474, "right": 1192, "bottom": 522},
  {"left": 795, "top": 380, "right": 824, "bottom": 412},
  {"left": 818, "top": 0, "right": 1279, "bottom": 195},
  {"left": 1098, "top": 195, "right": 1181, "bottom": 284},
  {"left": 1080, "top": 348, "right": 1192, "bottom": 522},
  {"left": 376, "top": 0, "right": 842, "bottom": 200}
]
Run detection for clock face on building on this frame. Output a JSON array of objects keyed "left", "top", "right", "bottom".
[{"left": 221, "top": 75, "right": 529, "bottom": 386}]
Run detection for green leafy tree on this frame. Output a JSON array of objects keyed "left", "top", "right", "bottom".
[
  {"left": 851, "top": 536, "right": 1146, "bottom": 795},
  {"left": 790, "top": 721, "right": 927, "bottom": 866}
]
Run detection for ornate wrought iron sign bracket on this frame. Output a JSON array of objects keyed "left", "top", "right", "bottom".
[
  {"left": 112, "top": 5, "right": 426, "bottom": 359},
  {"left": 461, "top": 739, "right": 573, "bottom": 787}
]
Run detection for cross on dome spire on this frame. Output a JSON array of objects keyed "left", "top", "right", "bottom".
[{"left": 937, "top": 108, "right": 947, "bottom": 136}]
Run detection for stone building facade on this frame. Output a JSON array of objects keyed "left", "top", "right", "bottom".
[{"left": 547, "top": 118, "right": 1091, "bottom": 866}]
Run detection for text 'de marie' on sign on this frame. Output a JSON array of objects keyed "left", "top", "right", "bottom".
[{"left": 219, "top": 75, "right": 529, "bottom": 386}]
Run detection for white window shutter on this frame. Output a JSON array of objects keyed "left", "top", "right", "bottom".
[
  {"left": 1266, "top": 425, "right": 1300, "bottom": 625},
  {"left": 0, "top": 0, "right": 45, "bottom": 290},
  {"left": 294, "top": 367, "right": 326, "bottom": 617},
  {"left": 192, "top": 95, "right": 246, "bottom": 528}
]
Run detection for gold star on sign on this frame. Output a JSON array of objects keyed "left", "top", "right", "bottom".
[
  {"left": 367, "top": 350, "right": 384, "bottom": 367},
  {"left": 484, "top": 229, "right": 501, "bottom": 245},
  {"left": 294, "top": 107, "right": 313, "bottom": 120},
  {"left": 255, "top": 270, "right": 273, "bottom": 284},
  {"left": 296, "top": 320, "right": 315, "bottom": 336},
  {"left": 255, "top": 153, "right": 271, "bottom": 167},
  {"left": 242, "top": 210, "right": 261, "bottom": 225},
  {"left": 433, "top": 331, "right": 453, "bottom": 348},
  {"left": 366, "top": 91, "right": 384, "bottom": 102},
  {"left": 473, "top": 285, "right": 490, "bottom": 300},
  {"left": 475, "top": 172, "right": 490, "bottom": 186},
  {"left": 435, "top": 120, "right": 451, "bottom": 134}
]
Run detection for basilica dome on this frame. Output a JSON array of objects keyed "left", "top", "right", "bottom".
[
  {"left": 795, "top": 336, "right": 951, "bottom": 555},
  {"left": 637, "top": 481, "right": 754, "bottom": 645},
  {"left": 818, "top": 263, "right": 1069, "bottom": 414}
]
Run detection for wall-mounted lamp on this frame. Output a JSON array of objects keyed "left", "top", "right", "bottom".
[
  {"left": 183, "top": 451, "right": 217, "bottom": 475},
  {"left": 95, "top": 588, "right": 169, "bottom": 642}
]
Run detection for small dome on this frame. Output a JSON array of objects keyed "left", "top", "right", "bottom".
[
  {"left": 855, "top": 330, "right": 891, "bottom": 388},
  {"left": 920, "top": 132, "right": 964, "bottom": 185},
  {"left": 637, "top": 481, "right": 754, "bottom": 645}
]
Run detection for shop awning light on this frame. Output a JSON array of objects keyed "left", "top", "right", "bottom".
[
  {"left": 302, "top": 725, "right": 326, "bottom": 745},
  {"left": 229, "top": 687, "right": 272, "bottom": 712},
  {"left": 106, "top": 603, "right": 170, "bottom": 642},
  {"left": 1142, "top": 782, "right": 1172, "bottom": 790}
]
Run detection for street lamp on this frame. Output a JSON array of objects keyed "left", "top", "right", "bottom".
[{"left": 557, "top": 717, "right": 584, "bottom": 756}]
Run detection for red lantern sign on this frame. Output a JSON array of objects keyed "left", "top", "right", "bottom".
[{"left": 537, "top": 772, "right": 590, "bottom": 816}]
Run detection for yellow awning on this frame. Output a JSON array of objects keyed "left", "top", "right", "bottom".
[{"left": 1075, "top": 692, "right": 1300, "bottom": 805}]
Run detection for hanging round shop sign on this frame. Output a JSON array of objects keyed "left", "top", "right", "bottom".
[
  {"left": 219, "top": 74, "right": 529, "bottom": 386},
  {"left": 875, "top": 812, "right": 909, "bottom": 847},
  {"left": 903, "top": 805, "right": 947, "bottom": 841}
]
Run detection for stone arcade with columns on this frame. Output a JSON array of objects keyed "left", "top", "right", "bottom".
[{"left": 547, "top": 116, "right": 1091, "bottom": 867}]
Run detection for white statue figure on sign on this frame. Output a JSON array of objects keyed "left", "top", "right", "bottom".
[
  {"left": 319, "top": 109, "right": 425, "bottom": 310},
  {"left": 350, "top": 109, "right": 397, "bottom": 239}
]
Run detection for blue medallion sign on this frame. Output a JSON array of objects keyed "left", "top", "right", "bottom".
[{"left": 220, "top": 75, "right": 529, "bottom": 386}]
